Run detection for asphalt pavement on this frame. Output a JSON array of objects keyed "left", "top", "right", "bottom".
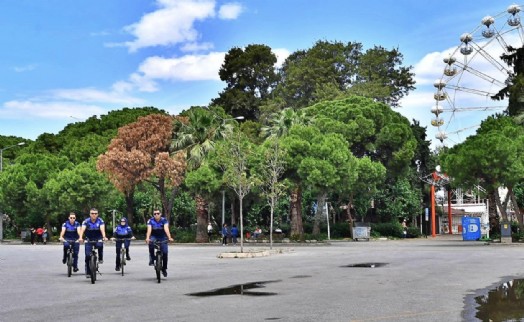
[{"left": 1, "top": 236, "right": 523, "bottom": 322}]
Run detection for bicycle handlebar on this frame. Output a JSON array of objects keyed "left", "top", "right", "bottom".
[
  {"left": 84, "top": 239, "right": 104, "bottom": 244},
  {"left": 149, "top": 239, "right": 169, "bottom": 245},
  {"left": 111, "top": 237, "right": 135, "bottom": 241},
  {"left": 60, "top": 239, "right": 79, "bottom": 243}
]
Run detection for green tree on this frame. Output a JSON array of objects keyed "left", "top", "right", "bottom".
[
  {"left": 441, "top": 115, "right": 524, "bottom": 227},
  {"left": 43, "top": 160, "right": 118, "bottom": 232},
  {"left": 260, "top": 108, "right": 311, "bottom": 239},
  {"left": 350, "top": 46, "right": 415, "bottom": 107},
  {"left": 253, "top": 137, "right": 287, "bottom": 248},
  {"left": 172, "top": 107, "right": 239, "bottom": 242},
  {"left": 305, "top": 96, "right": 417, "bottom": 179},
  {"left": 275, "top": 40, "right": 415, "bottom": 109},
  {"left": 492, "top": 46, "right": 524, "bottom": 118},
  {"left": 295, "top": 130, "right": 358, "bottom": 235},
  {"left": 214, "top": 131, "right": 257, "bottom": 252},
  {"left": 0, "top": 153, "right": 72, "bottom": 228},
  {"left": 212, "top": 44, "right": 279, "bottom": 120}
]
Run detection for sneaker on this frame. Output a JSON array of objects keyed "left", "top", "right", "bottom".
[
  {"left": 149, "top": 260, "right": 154, "bottom": 266},
  {"left": 73, "top": 267, "right": 79, "bottom": 272},
  {"left": 126, "top": 256, "right": 131, "bottom": 261},
  {"left": 115, "top": 266, "right": 121, "bottom": 271},
  {"left": 99, "top": 260, "right": 103, "bottom": 264},
  {"left": 86, "top": 274, "right": 90, "bottom": 279},
  {"left": 62, "top": 258, "right": 66, "bottom": 264},
  {"left": 162, "top": 269, "right": 167, "bottom": 277}
]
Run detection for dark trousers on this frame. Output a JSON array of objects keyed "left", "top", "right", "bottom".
[
  {"left": 148, "top": 239, "right": 168, "bottom": 270},
  {"left": 84, "top": 241, "right": 103, "bottom": 274},
  {"left": 115, "top": 240, "right": 131, "bottom": 266},
  {"left": 63, "top": 241, "right": 79, "bottom": 268}
]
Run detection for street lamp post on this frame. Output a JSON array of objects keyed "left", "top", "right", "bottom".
[
  {"left": 0, "top": 141, "right": 25, "bottom": 241},
  {"left": 0, "top": 142, "right": 25, "bottom": 172}
]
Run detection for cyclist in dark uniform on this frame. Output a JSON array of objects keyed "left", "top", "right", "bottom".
[
  {"left": 112, "top": 217, "right": 135, "bottom": 271},
  {"left": 79, "top": 208, "right": 108, "bottom": 277},
  {"left": 59, "top": 212, "right": 81, "bottom": 272},
  {"left": 145, "top": 209, "right": 173, "bottom": 277}
]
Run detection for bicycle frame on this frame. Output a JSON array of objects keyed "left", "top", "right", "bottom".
[
  {"left": 64, "top": 240, "right": 78, "bottom": 277},
  {"left": 113, "top": 238, "right": 132, "bottom": 276},
  {"left": 152, "top": 240, "right": 168, "bottom": 283},
  {"left": 86, "top": 240, "right": 103, "bottom": 284}
]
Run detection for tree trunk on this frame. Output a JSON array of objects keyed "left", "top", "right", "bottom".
[
  {"left": 312, "top": 193, "right": 326, "bottom": 235},
  {"left": 487, "top": 191, "right": 499, "bottom": 232},
  {"left": 494, "top": 188, "right": 509, "bottom": 221},
  {"left": 290, "top": 185, "right": 304, "bottom": 240},
  {"left": 125, "top": 188, "right": 135, "bottom": 227},
  {"left": 195, "top": 194, "right": 208, "bottom": 243},
  {"left": 508, "top": 187, "right": 523, "bottom": 229},
  {"left": 230, "top": 195, "right": 237, "bottom": 226},
  {"left": 347, "top": 192, "right": 355, "bottom": 239}
]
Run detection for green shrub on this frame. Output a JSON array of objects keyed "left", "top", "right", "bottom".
[
  {"left": 371, "top": 222, "right": 404, "bottom": 238},
  {"left": 174, "top": 229, "right": 196, "bottom": 243},
  {"left": 331, "top": 223, "right": 351, "bottom": 238},
  {"left": 406, "top": 227, "right": 421, "bottom": 238}
]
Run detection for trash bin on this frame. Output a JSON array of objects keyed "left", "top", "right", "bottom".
[
  {"left": 462, "top": 217, "right": 481, "bottom": 241},
  {"left": 352, "top": 222, "right": 370, "bottom": 241},
  {"left": 500, "top": 220, "right": 512, "bottom": 241}
]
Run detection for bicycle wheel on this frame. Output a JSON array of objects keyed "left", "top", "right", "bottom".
[
  {"left": 120, "top": 248, "right": 126, "bottom": 276},
  {"left": 155, "top": 252, "right": 162, "bottom": 283},
  {"left": 67, "top": 251, "right": 73, "bottom": 277},
  {"left": 89, "top": 253, "right": 97, "bottom": 284}
]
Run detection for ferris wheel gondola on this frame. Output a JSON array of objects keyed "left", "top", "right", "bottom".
[{"left": 432, "top": 4, "right": 524, "bottom": 147}]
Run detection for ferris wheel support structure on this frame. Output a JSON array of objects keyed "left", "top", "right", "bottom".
[{"left": 432, "top": 4, "right": 524, "bottom": 148}]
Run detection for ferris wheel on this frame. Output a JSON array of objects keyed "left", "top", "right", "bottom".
[{"left": 432, "top": 4, "right": 524, "bottom": 147}]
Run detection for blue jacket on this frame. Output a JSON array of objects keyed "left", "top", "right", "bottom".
[
  {"left": 147, "top": 217, "right": 169, "bottom": 238},
  {"left": 82, "top": 217, "right": 105, "bottom": 240},
  {"left": 62, "top": 221, "right": 80, "bottom": 240},
  {"left": 114, "top": 225, "right": 133, "bottom": 238}
]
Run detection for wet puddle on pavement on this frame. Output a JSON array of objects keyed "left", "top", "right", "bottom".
[
  {"left": 473, "top": 279, "right": 524, "bottom": 321},
  {"left": 341, "top": 262, "right": 388, "bottom": 268},
  {"left": 187, "top": 280, "right": 281, "bottom": 297}
]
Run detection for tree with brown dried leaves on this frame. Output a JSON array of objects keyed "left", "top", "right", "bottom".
[{"left": 97, "top": 114, "right": 186, "bottom": 223}]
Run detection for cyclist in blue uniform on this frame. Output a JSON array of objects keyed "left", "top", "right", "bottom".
[
  {"left": 79, "top": 208, "right": 108, "bottom": 277},
  {"left": 58, "top": 212, "right": 81, "bottom": 272},
  {"left": 145, "top": 209, "right": 173, "bottom": 277},
  {"left": 112, "top": 217, "right": 135, "bottom": 271}
]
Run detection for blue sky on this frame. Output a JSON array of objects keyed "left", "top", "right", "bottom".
[{"left": 0, "top": 0, "right": 519, "bottom": 148}]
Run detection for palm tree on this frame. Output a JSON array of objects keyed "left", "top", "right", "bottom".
[
  {"left": 260, "top": 108, "right": 312, "bottom": 240},
  {"left": 172, "top": 107, "right": 238, "bottom": 242},
  {"left": 261, "top": 108, "right": 310, "bottom": 138}
]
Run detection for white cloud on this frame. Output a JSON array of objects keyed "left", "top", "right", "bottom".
[
  {"left": 0, "top": 86, "right": 145, "bottom": 121},
  {"left": 272, "top": 48, "right": 290, "bottom": 67},
  {"left": 49, "top": 88, "right": 144, "bottom": 105},
  {"left": 136, "top": 52, "right": 224, "bottom": 83},
  {"left": 1, "top": 100, "right": 106, "bottom": 119},
  {"left": 123, "top": 0, "right": 216, "bottom": 52},
  {"left": 180, "top": 41, "right": 214, "bottom": 52},
  {"left": 218, "top": 3, "right": 243, "bottom": 20},
  {"left": 13, "top": 64, "right": 37, "bottom": 73}
]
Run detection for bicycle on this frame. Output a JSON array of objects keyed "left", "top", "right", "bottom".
[
  {"left": 151, "top": 240, "right": 169, "bottom": 283},
  {"left": 85, "top": 239, "right": 103, "bottom": 284},
  {"left": 112, "top": 237, "right": 133, "bottom": 276},
  {"left": 63, "top": 239, "right": 78, "bottom": 277}
]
